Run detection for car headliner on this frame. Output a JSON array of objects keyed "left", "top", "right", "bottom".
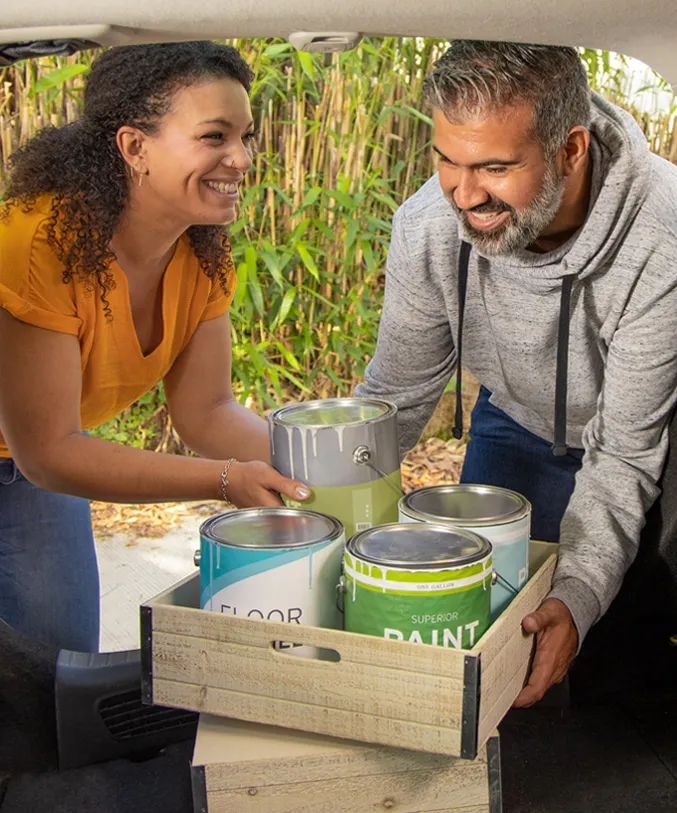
[{"left": 2, "top": 0, "right": 677, "bottom": 89}]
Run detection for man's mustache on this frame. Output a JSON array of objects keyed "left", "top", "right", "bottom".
[
  {"left": 446, "top": 192, "right": 515, "bottom": 217},
  {"left": 462, "top": 200, "right": 513, "bottom": 215}
]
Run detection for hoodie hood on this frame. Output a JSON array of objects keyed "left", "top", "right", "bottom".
[{"left": 460, "top": 92, "right": 652, "bottom": 283}]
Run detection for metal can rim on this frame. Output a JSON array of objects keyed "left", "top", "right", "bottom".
[
  {"left": 399, "top": 484, "right": 531, "bottom": 526},
  {"left": 199, "top": 507, "right": 344, "bottom": 549},
  {"left": 268, "top": 397, "right": 397, "bottom": 429},
  {"left": 346, "top": 522, "right": 492, "bottom": 569}
]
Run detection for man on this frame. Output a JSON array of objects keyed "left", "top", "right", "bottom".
[{"left": 356, "top": 40, "right": 677, "bottom": 704}]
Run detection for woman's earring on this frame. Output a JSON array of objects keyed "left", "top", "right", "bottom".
[{"left": 138, "top": 171, "right": 144, "bottom": 188}]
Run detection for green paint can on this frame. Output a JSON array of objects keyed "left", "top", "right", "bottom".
[
  {"left": 342, "top": 523, "right": 493, "bottom": 649},
  {"left": 269, "top": 398, "right": 401, "bottom": 539}
]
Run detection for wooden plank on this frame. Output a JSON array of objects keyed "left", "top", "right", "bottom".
[
  {"left": 194, "top": 715, "right": 482, "bottom": 789},
  {"left": 477, "top": 621, "right": 537, "bottom": 729},
  {"left": 475, "top": 551, "right": 557, "bottom": 747},
  {"left": 203, "top": 747, "right": 478, "bottom": 791},
  {"left": 149, "top": 602, "right": 467, "bottom": 679},
  {"left": 153, "top": 630, "right": 463, "bottom": 727},
  {"left": 473, "top": 553, "right": 556, "bottom": 666},
  {"left": 155, "top": 678, "right": 464, "bottom": 756},
  {"left": 477, "top": 665, "right": 533, "bottom": 751},
  {"left": 202, "top": 764, "right": 490, "bottom": 813}
]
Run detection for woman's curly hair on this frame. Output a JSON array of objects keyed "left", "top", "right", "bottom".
[{"left": 4, "top": 42, "right": 253, "bottom": 316}]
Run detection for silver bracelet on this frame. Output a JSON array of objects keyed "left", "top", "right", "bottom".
[{"left": 220, "top": 458, "right": 236, "bottom": 502}]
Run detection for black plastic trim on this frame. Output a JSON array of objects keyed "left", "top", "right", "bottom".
[{"left": 0, "top": 40, "right": 99, "bottom": 66}]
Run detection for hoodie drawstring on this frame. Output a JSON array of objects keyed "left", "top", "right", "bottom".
[
  {"left": 451, "top": 241, "right": 574, "bottom": 458},
  {"left": 452, "top": 241, "right": 471, "bottom": 440},
  {"left": 552, "top": 275, "right": 573, "bottom": 456}
]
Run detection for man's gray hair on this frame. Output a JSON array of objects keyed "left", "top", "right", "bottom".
[{"left": 423, "top": 41, "right": 591, "bottom": 157}]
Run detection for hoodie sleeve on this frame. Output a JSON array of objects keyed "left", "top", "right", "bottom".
[
  {"left": 549, "top": 250, "right": 677, "bottom": 646},
  {"left": 354, "top": 206, "right": 456, "bottom": 458}
]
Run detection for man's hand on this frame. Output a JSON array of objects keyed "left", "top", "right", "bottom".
[{"left": 513, "top": 598, "right": 578, "bottom": 708}]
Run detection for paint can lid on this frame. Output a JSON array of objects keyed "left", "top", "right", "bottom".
[
  {"left": 401, "top": 485, "right": 530, "bottom": 526},
  {"left": 347, "top": 523, "right": 491, "bottom": 568},
  {"left": 269, "top": 397, "right": 396, "bottom": 427},
  {"left": 200, "top": 508, "right": 344, "bottom": 549}
]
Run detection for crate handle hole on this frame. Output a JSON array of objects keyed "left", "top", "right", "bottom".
[{"left": 270, "top": 642, "right": 341, "bottom": 662}]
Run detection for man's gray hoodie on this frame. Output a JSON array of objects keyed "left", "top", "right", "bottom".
[{"left": 356, "top": 94, "right": 677, "bottom": 643}]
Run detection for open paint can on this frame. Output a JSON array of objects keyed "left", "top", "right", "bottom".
[
  {"left": 199, "top": 507, "right": 345, "bottom": 656},
  {"left": 269, "top": 398, "right": 401, "bottom": 538},
  {"left": 342, "top": 523, "right": 492, "bottom": 649},
  {"left": 399, "top": 485, "right": 531, "bottom": 618}
]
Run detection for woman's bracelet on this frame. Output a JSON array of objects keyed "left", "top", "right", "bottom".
[{"left": 220, "top": 458, "right": 237, "bottom": 502}]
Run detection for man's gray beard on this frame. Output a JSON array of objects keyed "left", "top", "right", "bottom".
[{"left": 452, "top": 162, "right": 566, "bottom": 257}]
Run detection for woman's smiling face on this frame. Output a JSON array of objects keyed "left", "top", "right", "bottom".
[{"left": 126, "top": 76, "right": 255, "bottom": 228}]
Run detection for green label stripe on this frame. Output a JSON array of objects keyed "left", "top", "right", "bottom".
[
  {"left": 343, "top": 558, "right": 492, "bottom": 596},
  {"left": 344, "top": 551, "right": 491, "bottom": 581}
]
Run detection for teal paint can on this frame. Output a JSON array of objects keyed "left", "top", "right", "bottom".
[{"left": 199, "top": 508, "right": 345, "bottom": 655}]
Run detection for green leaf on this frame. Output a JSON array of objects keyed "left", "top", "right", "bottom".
[
  {"left": 263, "top": 43, "right": 293, "bottom": 57},
  {"left": 32, "top": 63, "right": 89, "bottom": 95},
  {"left": 295, "top": 243, "right": 320, "bottom": 281},
  {"left": 370, "top": 191, "right": 400, "bottom": 213},
  {"left": 274, "top": 341, "right": 302, "bottom": 371},
  {"left": 360, "top": 238, "right": 376, "bottom": 273},
  {"left": 232, "top": 262, "right": 249, "bottom": 311},
  {"left": 324, "top": 368, "right": 346, "bottom": 391},
  {"left": 273, "top": 287, "right": 297, "bottom": 328},
  {"left": 258, "top": 247, "right": 285, "bottom": 287},
  {"left": 397, "top": 104, "right": 433, "bottom": 126},
  {"left": 326, "top": 189, "right": 357, "bottom": 210},
  {"left": 245, "top": 247, "right": 265, "bottom": 317},
  {"left": 346, "top": 219, "right": 360, "bottom": 248},
  {"left": 301, "top": 186, "right": 322, "bottom": 209},
  {"left": 297, "top": 51, "right": 316, "bottom": 82},
  {"left": 290, "top": 217, "right": 311, "bottom": 242}
]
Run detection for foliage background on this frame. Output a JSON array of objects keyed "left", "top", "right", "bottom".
[{"left": 1, "top": 40, "right": 675, "bottom": 450}]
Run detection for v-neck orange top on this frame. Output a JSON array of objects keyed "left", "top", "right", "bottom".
[{"left": 0, "top": 195, "right": 234, "bottom": 458}]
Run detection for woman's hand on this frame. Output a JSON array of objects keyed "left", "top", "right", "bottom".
[{"left": 223, "top": 460, "right": 311, "bottom": 508}]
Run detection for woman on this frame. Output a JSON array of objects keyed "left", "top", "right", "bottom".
[{"left": 0, "top": 42, "right": 310, "bottom": 653}]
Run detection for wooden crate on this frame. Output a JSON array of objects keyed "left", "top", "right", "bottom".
[
  {"left": 191, "top": 714, "right": 502, "bottom": 813},
  {"left": 141, "top": 541, "right": 556, "bottom": 759}
]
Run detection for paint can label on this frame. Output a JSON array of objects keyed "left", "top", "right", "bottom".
[
  {"left": 289, "top": 472, "right": 401, "bottom": 538},
  {"left": 200, "top": 517, "right": 345, "bottom": 658},
  {"left": 342, "top": 551, "right": 492, "bottom": 649}
]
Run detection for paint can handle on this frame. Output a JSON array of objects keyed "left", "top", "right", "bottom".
[
  {"left": 491, "top": 569, "right": 519, "bottom": 596},
  {"left": 193, "top": 549, "right": 201, "bottom": 567},
  {"left": 352, "top": 445, "right": 405, "bottom": 496},
  {"left": 336, "top": 575, "right": 346, "bottom": 613}
]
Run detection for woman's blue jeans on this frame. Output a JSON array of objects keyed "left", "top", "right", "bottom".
[
  {"left": 461, "top": 386, "right": 584, "bottom": 542},
  {"left": 0, "top": 457, "right": 100, "bottom": 652}
]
